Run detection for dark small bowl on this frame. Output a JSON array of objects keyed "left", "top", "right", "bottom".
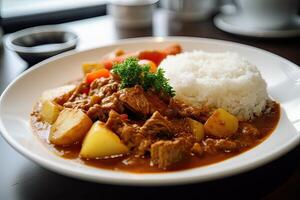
[{"left": 5, "top": 26, "right": 78, "bottom": 65}]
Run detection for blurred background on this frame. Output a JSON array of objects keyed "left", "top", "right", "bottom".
[
  {"left": 1, "top": 0, "right": 299, "bottom": 32},
  {"left": 1, "top": 0, "right": 107, "bottom": 33},
  {"left": 1, "top": 0, "right": 299, "bottom": 63}
]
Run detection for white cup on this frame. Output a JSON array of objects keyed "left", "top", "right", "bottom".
[{"left": 236, "top": 0, "right": 299, "bottom": 29}]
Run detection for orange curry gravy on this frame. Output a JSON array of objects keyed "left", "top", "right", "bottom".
[{"left": 31, "top": 103, "right": 280, "bottom": 173}]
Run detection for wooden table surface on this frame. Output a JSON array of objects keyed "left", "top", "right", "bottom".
[{"left": 1, "top": 11, "right": 300, "bottom": 200}]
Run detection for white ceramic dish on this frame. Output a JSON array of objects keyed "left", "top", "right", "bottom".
[
  {"left": 214, "top": 14, "right": 300, "bottom": 38},
  {"left": 0, "top": 37, "right": 300, "bottom": 186}
]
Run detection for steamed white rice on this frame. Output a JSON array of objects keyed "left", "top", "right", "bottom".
[{"left": 159, "top": 51, "right": 269, "bottom": 120}]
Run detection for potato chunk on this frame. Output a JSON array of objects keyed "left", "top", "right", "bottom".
[
  {"left": 204, "top": 108, "right": 238, "bottom": 138},
  {"left": 187, "top": 118, "right": 204, "bottom": 141},
  {"left": 41, "top": 85, "right": 76, "bottom": 105},
  {"left": 50, "top": 108, "right": 93, "bottom": 146},
  {"left": 40, "top": 100, "right": 63, "bottom": 124},
  {"left": 80, "top": 121, "right": 129, "bottom": 159}
]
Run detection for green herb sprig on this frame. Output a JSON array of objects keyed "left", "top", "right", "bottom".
[{"left": 112, "top": 57, "right": 175, "bottom": 97}]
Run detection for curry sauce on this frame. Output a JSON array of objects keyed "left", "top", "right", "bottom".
[{"left": 31, "top": 103, "right": 280, "bottom": 173}]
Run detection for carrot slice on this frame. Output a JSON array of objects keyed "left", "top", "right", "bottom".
[
  {"left": 99, "top": 44, "right": 182, "bottom": 69},
  {"left": 102, "top": 53, "right": 138, "bottom": 70},
  {"left": 86, "top": 68, "right": 110, "bottom": 84},
  {"left": 137, "top": 44, "right": 182, "bottom": 65},
  {"left": 138, "top": 51, "right": 167, "bottom": 66}
]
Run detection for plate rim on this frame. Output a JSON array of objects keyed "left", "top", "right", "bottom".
[{"left": 1, "top": 36, "right": 300, "bottom": 186}]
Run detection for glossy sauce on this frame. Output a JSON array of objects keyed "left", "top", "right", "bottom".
[{"left": 31, "top": 103, "right": 280, "bottom": 173}]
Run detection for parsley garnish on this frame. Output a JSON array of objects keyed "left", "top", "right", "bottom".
[{"left": 112, "top": 57, "right": 175, "bottom": 97}]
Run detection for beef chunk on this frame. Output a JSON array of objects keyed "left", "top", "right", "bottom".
[
  {"left": 120, "top": 124, "right": 144, "bottom": 150},
  {"left": 86, "top": 104, "right": 106, "bottom": 121},
  {"left": 101, "top": 94, "right": 124, "bottom": 114},
  {"left": 90, "top": 77, "right": 120, "bottom": 98},
  {"left": 140, "top": 111, "right": 172, "bottom": 138},
  {"left": 119, "top": 86, "right": 150, "bottom": 116},
  {"left": 90, "top": 77, "right": 110, "bottom": 91},
  {"left": 99, "top": 82, "right": 119, "bottom": 98},
  {"left": 169, "top": 99, "right": 208, "bottom": 122},
  {"left": 105, "top": 110, "right": 124, "bottom": 135},
  {"left": 68, "top": 82, "right": 90, "bottom": 102},
  {"left": 64, "top": 94, "right": 102, "bottom": 112},
  {"left": 150, "top": 137, "right": 193, "bottom": 169},
  {"left": 203, "top": 138, "right": 240, "bottom": 153},
  {"left": 63, "top": 82, "right": 92, "bottom": 110},
  {"left": 64, "top": 98, "right": 89, "bottom": 110},
  {"left": 145, "top": 90, "right": 172, "bottom": 116},
  {"left": 106, "top": 111, "right": 145, "bottom": 151},
  {"left": 137, "top": 139, "right": 153, "bottom": 156},
  {"left": 169, "top": 118, "right": 192, "bottom": 137}
]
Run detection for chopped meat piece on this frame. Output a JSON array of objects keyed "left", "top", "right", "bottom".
[
  {"left": 68, "top": 82, "right": 90, "bottom": 102},
  {"left": 89, "top": 77, "right": 120, "bottom": 98},
  {"left": 101, "top": 94, "right": 124, "bottom": 114},
  {"left": 168, "top": 99, "right": 208, "bottom": 122},
  {"left": 90, "top": 77, "right": 110, "bottom": 90},
  {"left": 105, "top": 110, "right": 124, "bottom": 134},
  {"left": 86, "top": 104, "right": 107, "bottom": 121},
  {"left": 64, "top": 98, "right": 89, "bottom": 110},
  {"left": 64, "top": 95, "right": 101, "bottom": 112},
  {"left": 191, "top": 143, "right": 203, "bottom": 157},
  {"left": 120, "top": 124, "right": 144, "bottom": 150},
  {"left": 140, "top": 111, "right": 172, "bottom": 138},
  {"left": 145, "top": 90, "right": 171, "bottom": 116},
  {"left": 137, "top": 139, "right": 153, "bottom": 156},
  {"left": 169, "top": 118, "right": 192, "bottom": 137},
  {"left": 95, "top": 82, "right": 119, "bottom": 98},
  {"left": 203, "top": 138, "right": 239, "bottom": 153},
  {"left": 119, "top": 85, "right": 150, "bottom": 116},
  {"left": 150, "top": 137, "right": 193, "bottom": 169}
]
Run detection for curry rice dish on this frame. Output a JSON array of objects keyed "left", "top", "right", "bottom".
[{"left": 31, "top": 44, "right": 280, "bottom": 172}]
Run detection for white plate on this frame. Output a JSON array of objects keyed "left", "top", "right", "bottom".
[
  {"left": 214, "top": 14, "right": 300, "bottom": 38},
  {"left": 1, "top": 37, "right": 300, "bottom": 186}
]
